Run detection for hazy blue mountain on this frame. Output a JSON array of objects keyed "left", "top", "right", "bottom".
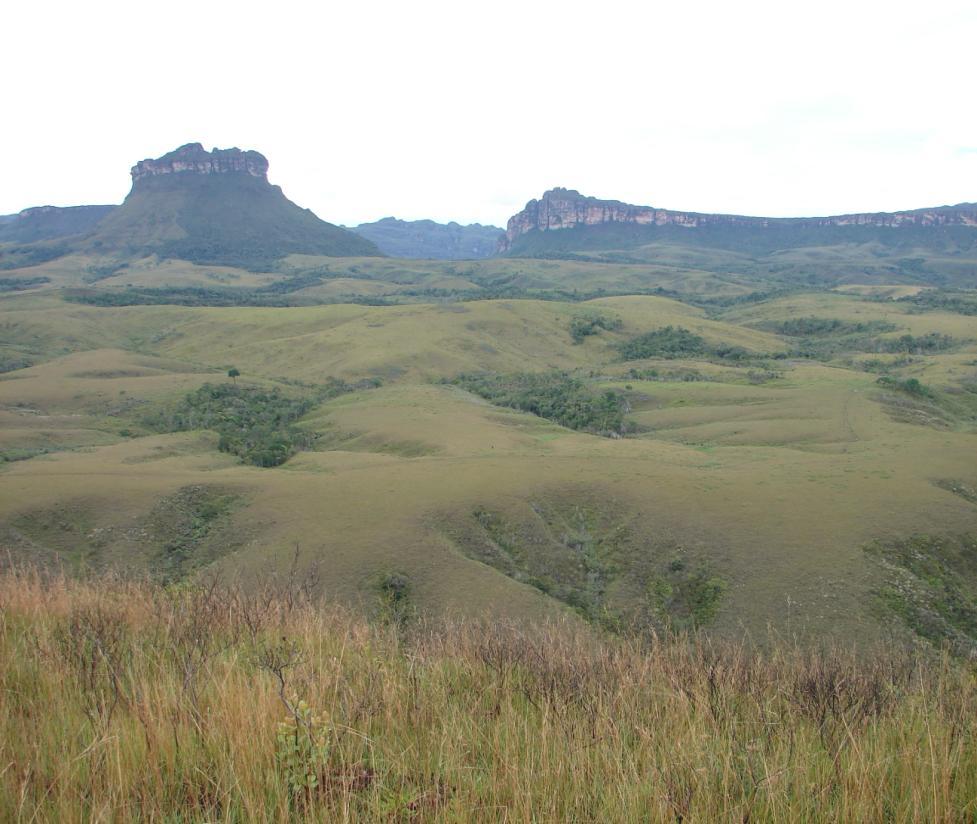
[{"left": 352, "top": 217, "right": 503, "bottom": 259}]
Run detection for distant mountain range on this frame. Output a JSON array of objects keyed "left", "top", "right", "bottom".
[
  {"left": 351, "top": 217, "right": 502, "bottom": 259},
  {"left": 2, "top": 147, "right": 976, "bottom": 278},
  {"left": 0, "top": 205, "right": 116, "bottom": 244}
]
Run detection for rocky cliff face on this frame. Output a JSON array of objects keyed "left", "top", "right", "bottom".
[
  {"left": 500, "top": 188, "right": 977, "bottom": 252},
  {"left": 130, "top": 143, "right": 269, "bottom": 185}
]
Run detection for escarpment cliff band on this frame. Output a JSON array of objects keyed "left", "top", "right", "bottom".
[
  {"left": 500, "top": 188, "right": 977, "bottom": 252},
  {"left": 130, "top": 143, "right": 270, "bottom": 184}
]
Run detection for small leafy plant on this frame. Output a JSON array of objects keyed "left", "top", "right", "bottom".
[{"left": 276, "top": 699, "right": 331, "bottom": 798}]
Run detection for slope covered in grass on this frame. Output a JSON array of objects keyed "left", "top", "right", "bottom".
[
  {"left": 0, "top": 271, "right": 975, "bottom": 646},
  {"left": 3, "top": 568, "right": 976, "bottom": 822}
]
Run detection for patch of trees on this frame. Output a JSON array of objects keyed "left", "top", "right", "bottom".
[
  {"left": 0, "top": 356, "right": 32, "bottom": 374},
  {"left": 0, "top": 244, "right": 69, "bottom": 271},
  {"left": 627, "top": 366, "right": 714, "bottom": 382},
  {"left": 616, "top": 326, "right": 763, "bottom": 363},
  {"left": 64, "top": 286, "right": 396, "bottom": 309},
  {"left": 617, "top": 326, "right": 756, "bottom": 361},
  {"left": 616, "top": 327, "right": 708, "bottom": 360},
  {"left": 756, "top": 315, "right": 964, "bottom": 357},
  {"left": 65, "top": 286, "right": 291, "bottom": 308},
  {"left": 766, "top": 316, "right": 896, "bottom": 337},
  {"left": 900, "top": 290, "right": 977, "bottom": 316},
  {"left": 0, "top": 276, "right": 50, "bottom": 292},
  {"left": 145, "top": 378, "right": 379, "bottom": 467},
  {"left": 875, "top": 333, "right": 956, "bottom": 354},
  {"left": 876, "top": 376, "right": 934, "bottom": 399},
  {"left": 568, "top": 312, "right": 622, "bottom": 343},
  {"left": 451, "top": 371, "right": 629, "bottom": 435},
  {"left": 146, "top": 383, "right": 317, "bottom": 467}
]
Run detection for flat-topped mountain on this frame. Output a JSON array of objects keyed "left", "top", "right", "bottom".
[
  {"left": 501, "top": 187, "right": 977, "bottom": 258},
  {"left": 83, "top": 143, "right": 380, "bottom": 268},
  {"left": 351, "top": 216, "right": 503, "bottom": 259}
]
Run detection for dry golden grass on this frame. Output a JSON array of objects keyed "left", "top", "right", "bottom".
[{"left": 1, "top": 565, "right": 976, "bottom": 822}]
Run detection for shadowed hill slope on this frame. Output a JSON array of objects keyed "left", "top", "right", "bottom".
[
  {"left": 0, "top": 205, "right": 116, "bottom": 244},
  {"left": 351, "top": 217, "right": 503, "bottom": 259}
]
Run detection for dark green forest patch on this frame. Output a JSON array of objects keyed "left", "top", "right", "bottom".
[
  {"left": 616, "top": 326, "right": 709, "bottom": 360},
  {"left": 568, "top": 311, "right": 622, "bottom": 343},
  {"left": 758, "top": 316, "right": 897, "bottom": 337},
  {"left": 450, "top": 372, "right": 629, "bottom": 436},
  {"left": 900, "top": 289, "right": 977, "bottom": 316},
  {"left": 144, "top": 379, "right": 378, "bottom": 467},
  {"left": 616, "top": 326, "right": 758, "bottom": 363}
]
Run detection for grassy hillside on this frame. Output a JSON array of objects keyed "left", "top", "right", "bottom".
[
  {"left": 0, "top": 251, "right": 765, "bottom": 302},
  {"left": 506, "top": 223, "right": 977, "bottom": 288},
  {"left": 1, "top": 275, "right": 976, "bottom": 647},
  {"left": 2, "top": 568, "right": 976, "bottom": 821}
]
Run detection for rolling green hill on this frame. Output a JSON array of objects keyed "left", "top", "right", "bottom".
[{"left": 1, "top": 279, "right": 975, "bottom": 651}]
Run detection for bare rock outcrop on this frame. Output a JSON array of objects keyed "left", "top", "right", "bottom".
[{"left": 130, "top": 143, "right": 269, "bottom": 185}]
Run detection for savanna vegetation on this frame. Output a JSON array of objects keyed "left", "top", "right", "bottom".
[
  {"left": 451, "top": 372, "right": 629, "bottom": 435},
  {"left": 145, "top": 382, "right": 319, "bottom": 466},
  {"left": 568, "top": 311, "right": 622, "bottom": 343},
  {"left": 2, "top": 566, "right": 976, "bottom": 822},
  {"left": 900, "top": 289, "right": 977, "bottom": 316},
  {"left": 144, "top": 378, "right": 377, "bottom": 467}
]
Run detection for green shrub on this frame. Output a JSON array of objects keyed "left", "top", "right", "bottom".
[
  {"left": 876, "top": 376, "right": 933, "bottom": 398},
  {"left": 875, "top": 333, "right": 955, "bottom": 354},
  {"left": 275, "top": 699, "right": 331, "bottom": 798},
  {"left": 568, "top": 312, "right": 622, "bottom": 343}
]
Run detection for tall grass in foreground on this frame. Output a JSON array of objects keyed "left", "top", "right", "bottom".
[{"left": 1, "top": 567, "right": 975, "bottom": 822}]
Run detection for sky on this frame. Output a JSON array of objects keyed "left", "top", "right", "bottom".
[{"left": 3, "top": 0, "right": 976, "bottom": 227}]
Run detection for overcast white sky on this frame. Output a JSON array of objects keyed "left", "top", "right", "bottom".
[{"left": 3, "top": 0, "right": 976, "bottom": 227}]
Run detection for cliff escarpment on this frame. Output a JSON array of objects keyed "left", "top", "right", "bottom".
[
  {"left": 130, "top": 143, "right": 270, "bottom": 184},
  {"left": 501, "top": 188, "right": 977, "bottom": 254}
]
